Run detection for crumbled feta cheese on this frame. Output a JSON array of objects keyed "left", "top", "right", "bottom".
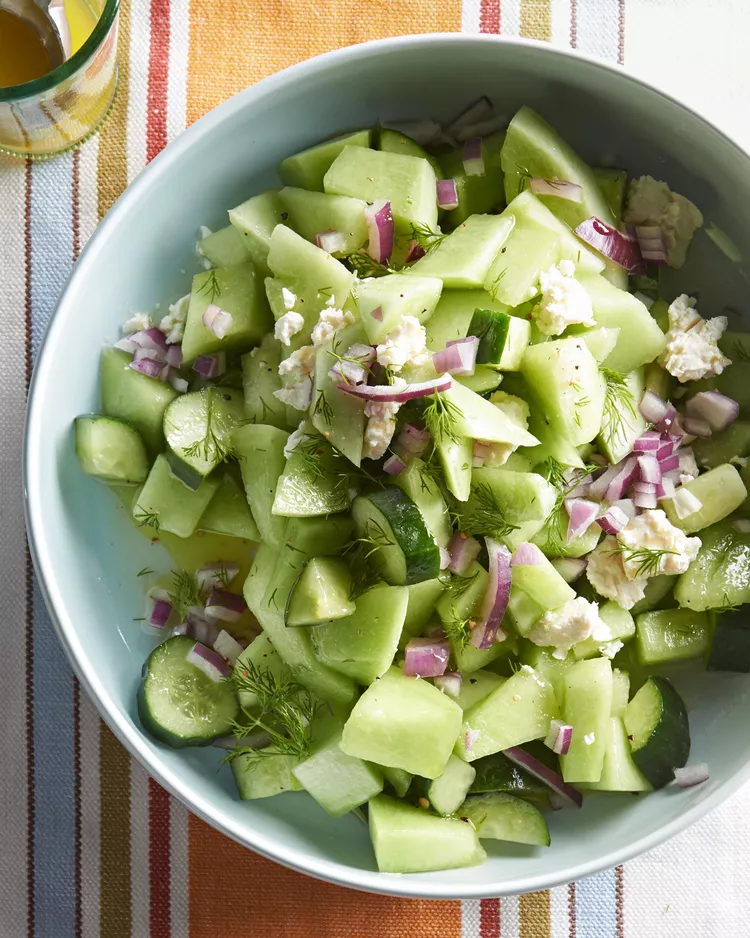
[
  {"left": 678, "top": 449, "right": 699, "bottom": 486},
  {"left": 282, "top": 287, "right": 297, "bottom": 310},
  {"left": 528, "top": 597, "right": 612, "bottom": 660},
  {"left": 624, "top": 175, "right": 703, "bottom": 268},
  {"left": 599, "top": 640, "right": 624, "bottom": 660},
  {"left": 586, "top": 536, "right": 648, "bottom": 610},
  {"left": 122, "top": 312, "right": 153, "bottom": 335},
  {"left": 274, "top": 311, "right": 305, "bottom": 347},
  {"left": 284, "top": 423, "right": 307, "bottom": 459},
  {"left": 159, "top": 294, "right": 190, "bottom": 344},
  {"left": 617, "top": 509, "right": 701, "bottom": 577},
  {"left": 532, "top": 260, "right": 596, "bottom": 336},
  {"left": 731, "top": 456, "right": 748, "bottom": 468},
  {"left": 376, "top": 316, "right": 430, "bottom": 371},
  {"left": 275, "top": 346, "right": 316, "bottom": 412},
  {"left": 273, "top": 377, "right": 313, "bottom": 411},
  {"left": 479, "top": 392, "right": 532, "bottom": 466},
  {"left": 659, "top": 295, "right": 730, "bottom": 383},
  {"left": 584, "top": 732, "right": 596, "bottom": 746},
  {"left": 311, "top": 307, "right": 355, "bottom": 347},
  {"left": 363, "top": 378, "right": 406, "bottom": 460}
]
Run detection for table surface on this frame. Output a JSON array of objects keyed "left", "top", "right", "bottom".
[{"left": 3, "top": 1, "right": 750, "bottom": 935}]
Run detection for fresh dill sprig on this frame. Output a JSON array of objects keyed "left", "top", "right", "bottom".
[
  {"left": 444, "top": 569, "right": 480, "bottom": 601},
  {"left": 732, "top": 342, "right": 750, "bottom": 365},
  {"left": 137, "top": 567, "right": 154, "bottom": 577},
  {"left": 167, "top": 570, "right": 201, "bottom": 619},
  {"left": 225, "top": 661, "right": 319, "bottom": 766},
  {"left": 134, "top": 508, "right": 160, "bottom": 531},
  {"left": 346, "top": 252, "right": 401, "bottom": 278},
  {"left": 312, "top": 390, "right": 333, "bottom": 426},
  {"left": 423, "top": 391, "right": 464, "bottom": 446},
  {"left": 487, "top": 267, "right": 507, "bottom": 301},
  {"left": 344, "top": 519, "right": 394, "bottom": 599},
  {"left": 609, "top": 544, "right": 678, "bottom": 578},
  {"left": 181, "top": 390, "right": 234, "bottom": 464},
  {"left": 198, "top": 269, "right": 222, "bottom": 303},
  {"left": 409, "top": 222, "right": 449, "bottom": 253},
  {"left": 418, "top": 459, "right": 443, "bottom": 493},
  {"left": 601, "top": 368, "right": 637, "bottom": 445},
  {"left": 326, "top": 341, "right": 375, "bottom": 386},
  {"left": 289, "top": 434, "right": 327, "bottom": 480},
  {"left": 457, "top": 483, "right": 519, "bottom": 539},
  {"left": 538, "top": 456, "right": 569, "bottom": 491},
  {"left": 442, "top": 609, "right": 474, "bottom": 651},
  {"left": 539, "top": 459, "right": 600, "bottom": 555}
]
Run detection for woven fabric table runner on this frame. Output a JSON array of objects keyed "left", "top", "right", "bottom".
[{"left": 3, "top": 1, "right": 750, "bottom": 935}]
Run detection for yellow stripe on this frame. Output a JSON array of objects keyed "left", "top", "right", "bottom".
[
  {"left": 99, "top": 723, "right": 132, "bottom": 938},
  {"left": 97, "top": 0, "right": 131, "bottom": 218},
  {"left": 520, "top": 889, "right": 551, "bottom": 938},
  {"left": 520, "top": 0, "right": 552, "bottom": 41}
]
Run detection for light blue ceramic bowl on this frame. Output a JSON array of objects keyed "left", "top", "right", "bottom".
[{"left": 25, "top": 34, "right": 750, "bottom": 898}]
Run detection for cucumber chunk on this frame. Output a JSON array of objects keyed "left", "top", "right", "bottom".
[
  {"left": 368, "top": 795, "right": 486, "bottom": 873},
  {"left": 74, "top": 415, "right": 149, "bottom": 484},
  {"left": 458, "top": 367, "right": 505, "bottom": 394},
  {"left": 509, "top": 555, "right": 576, "bottom": 634},
  {"left": 441, "top": 381, "right": 539, "bottom": 447},
  {"left": 100, "top": 347, "right": 178, "bottom": 455},
  {"left": 138, "top": 636, "right": 239, "bottom": 747},
  {"left": 611, "top": 668, "right": 631, "bottom": 718},
  {"left": 664, "top": 463, "right": 747, "bottom": 533},
  {"left": 708, "top": 609, "right": 750, "bottom": 672},
  {"left": 635, "top": 608, "right": 712, "bottom": 666},
  {"left": 231, "top": 749, "right": 303, "bottom": 799},
  {"left": 351, "top": 487, "right": 441, "bottom": 586},
  {"left": 279, "top": 130, "right": 371, "bottom": 192},
  {"left": 674, "top": 520, "right": 750, "bottom": 611},
  {"left": 232, "top": 423, "right": 289, "bottom": 547},
  {"left": 624, "top": 676, "right": 690, "bottom": 789},
  {"left": 560, "top": 657, "right": 613, "bottom": 784},
  {"left": 597, "top": 369, "right": 648, "bottom": 465},
  {"left": 283, "top": 514, "right": 353, "bottom": 555},
  {"left": 630, "top": 574, "right": 677, "bottom": 615},
  {"left": 228, "top": 189, "right": 285, "bottom": 275},
  {"left": 393, "top": 456, "right": 451, "bottom": 547},
  {"left": 457, "top": 670, "right": 505, "bottom": 711},
  {"left": 578, "top": 326, "right": 621, "bottom": 365},
  {"left": 434, "top": 434, "right": 472, "bottom": 502},
  {"left": 133, "top": 454, "right": 219, "bottom": 538},
  {"left": 460, "top": 792, "right": 550, "bottom": 846},
  {"left": 469, "top": 307, "right": 531, "bottom": 371},
  {"left": 381, "top": 765, "right": 413, "bottom": 798},
  {"left": 311, "top": 325, "right": 366, "bottom": 467},
  {"left": 279, "top": 187, "right": 368, "bottom": 255},
  {"left": 241, "top": 336, "right": 296, "bottom": 431},
  {"left": 593, "top": 167, "right": 628, "bottom": 221},
  {"left": 285, "top": 558, "right": 354, "bottom": 626},
  {"left": 273, "top": 437, "right": 351, "bottom": 518},
  {"left": 198, "top": 225, "right": 252, "bottom": 268},
  {"left": 425, "top": 289, "right": 508, "bottom": 351},
  {"left": 399, "top": 579, "right": 446, "bottom": 649},
  {"left": 198, "top": 467, "right": 260, "bottom": 540},
  {"left": 355, "top": 273, "right": 443, "bottom": 345},
  {"left": 583, "top": 717, "right": 651, "bottom": 792},
  {"left": 437, "top": 136, "right": 505, "bottom": 227},
  {"left": 340, "top": 667, "right": 463, "bottom": 778},
  {"left": 573, "top": 601, "right": 635, "bottom": 659},
  {"left": 518, "top": 645, "right": 576, "bottom": 703},
  {"left": 379, "top": 127, "right": 442, "bottom": 177},
  {"left": 423, "top": 755, "right": 477, "bottom": 816},
  {"left": 692, "top": 421, "right": 750, "bottom": 469},
  {"left": 164, "top": 388, "right": 244, "bottom": 488},
  {"left": 293, "top": 730, "right": 383, "bottom": 817}
]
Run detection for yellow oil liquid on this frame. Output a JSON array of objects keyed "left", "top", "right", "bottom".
[{"left": 0, "top": 0, "right": 98, "bottom": 88}]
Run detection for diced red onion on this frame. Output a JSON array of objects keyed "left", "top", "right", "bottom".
[
  {"left": 659, "top": 453, "right": 680, "bottom": 472},
  {"left": 133, "top": 347, "right": 163, "bottom": 363},
  {"left": 639, "top": 390, "right": 669, "bottom": 424},
  {"left": 405, "top": 240, "right": 426, "bottom": 263},
  {"left": 656, "top": 478, "right": 676, "bottom": 499},
  {"left": 465, "top": 728, "right": 480, "bottom": 753},
  {"left": 574, "top": 217, "right": 643, "bottom": 272},
  {"left": 130, "top": 327, "right": 168, "bottom": 354},
  {"left": 439, "top": 547, "right": 451, "bottom": 570},
  {"left": 315, "top": 229, "right": 348, "bottom": 254},
  {"left": 655, "top": 404, "right": 677, "bottom": 434},
  {"left": 186, "top": 641, "right": 230, "bottom": 681},
  {"left": 436, "top": 178, "right": 459, "bottom": 210},
  {"left": 733, "top": 520, "right": 750, "bottom": 533},
  {"left": 612, "top": 498, "right": 638, "bottom": 520},
  {"left": 567, "top": 478, "right": 593, "bottom": 499},
  {"left": 447, "top": 533, "right": 481, "bottom": 575},
  {"left": 397, "top": 422, "right": 431, "bottom": 457},
  {"left": 671, "top": 487, "right": 703, "bottom": 520},
  {"left": 565, "top": 498, "right": 600, "bottom": 542},
  {"left": 503, "top": 746, "right": 583, "bottom": 808},
  {"left": 130, "top": 357, "right": 164, "bottom": 379},
  {"left": 635, "top": 225, "right": 668, "bottom": 266},
  {"left": 588, "top": 464, "right": 621, "bottom": 501},
  {"left": 597, "top": 505, "right": 630, "bottom": 534},
  {"left": 633, "top": 481, "right": 657, "bottom": 496},
  {"left": 605, "top": 456, "right": 638, "bottom": 502},
  {"left": 403, "top": 637, "right": 451, "bottom": 678},
  {"left": 448, "top": 96, "right": 493, "bottom": 138},
  {"left": 471, "top": 539, "right": 511, "bottom": 649},
  {"left": 338, "top": 374, "right": 452, "bottom": 403},
  {"left": 530, "top": 178, "right": 583, "bottom": 203},
  {"left": 148, "top": 598, "right": 172, "bottom": 629},
  {"left": 204, "top": 587, "right": 247, "bottom": 623},
  {"left": 165, "top": 344, "right": 183, "bottom": 368},
  {"left": 432, "top": 337, "right": 478, "bottom": 377},
  {"left": 673, "top": 763, "right": 709, "bottom": 788},
  {"left": 202, "top": 304, "right": 233, "bottom": 340},
  {"left": 185, "top": 607, "right": 221, "bottom": 647},
  {"left": 213, "top": 629, "right": 244, "bottom": 664},
  {"left": 369, "top": 305, "right": 383, "bottom": 321},
  {"left": 637, "top": 454, "right": 662, "bottom": 485},
  {"left": 193, "top": 353, "right": 225, "bottom": 378},
  {"left": 462, "top": 137, "right": 485, "bottom": 176},
  {"left": 196, "top": 563, "right": 240, "bottom": 592},
  {"left": 681, "top": 416, "right": 712, "bottom": 439},
  {"left": 383, "top": 454, "right": 406, "bottom": 477},
  {"left": 656, "top": 441, "right": 674, "bottom": 462},
  {"left": 472, "top": 440, "right": 491, "bottom": 468},
  {"left": 511, "top": 542, "right": 545, "bottom": 566},
  {"left": 633, "top": 490, "right": 658, "bottom": 509},
  {"left": 686, "top": 391, "right": 740, "bottom": 432},
  {"left": 633, "top": 431, "right": 661, "bottom": 452},
  {"left": 365, "top": 199, "right": 394, "bottom": 264},
  {"left": 434, "top": 670, "right": 462, "bottom": 698},
  {"left": 544, "top": 719, "right": 574, "bottom": 756},
  {"left": 114, "top": 337, "right": 138, "bottom": 354}
]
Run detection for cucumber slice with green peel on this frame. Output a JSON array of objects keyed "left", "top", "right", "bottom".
[
  {"left": 522, "top": 336, "right": 606, "bottom": 447},
  {"left": 324, "top": 146, "right": 439, "bottom": 231},
  {"left": 597, "top": 368, "right": 648, "bottom": 465},
  {"left": 311, "top": 327, "right": 366, "bottom": 467},
  {"left": 198, "top": 467, "right": 260, "bottom": 540},
  {"left": 231, "top": 749, "right": 304, "bottom": 799},
  {"left": 273, "top": 438, "right": 351, "bottom": 518},
  {"left": 283, "top": 514, "right": 353, "bottom": 555},
  {"left": 285, "top": 558, "right": 355, "bottom": 626},
  {"left": 692, "top": 421, "right": 750, "bottom": 469},
  {"left": 381, "top": 765, "right": 413, "bottom": 798},
  {"left": 351, "top": 488, "right": 441, "bottom": 586},
  {"left": 393, "top": 457, "right": 451, "bottom": 547},
  {"left": 460, "top": 792, "right": 550, "bottom": 846},
  {"left": 593, "top": 167, "right": 628, "bottom": 222},
  {"left": 405, "top": 215, "right": 515, "bottom": 289},
  {"left": 457, "top": 667, "right": 560, "bottom": 763},
  {"left": 440, "top": 381, "right": 540, "bottom": 448},
  {"left": 425, "top": 289, "right": 508, "bottom": 351},
  {"left": 241, "top": 336, "right": 295, "bottom": 431},
  {"left": 137, "top": 636, "right": 239, "bottom": 747},
  {"left": 582, "top": 717, "right": 651, "bottom": 792},
  {"left": 198, "top": 225, "right": 252, "bottom": 268},
  {"left": 234, "top": 633, "right": 285, "bottom": 709},
  {"left": 292, "top": 730, "right": 383, "bottom": 817},
  {"left": 232, "top": 423, "right": 289, "bottom": 547},
  {"left": 399, "top": 578, "right": 446, "bottom": 649},
  {"left": 310, "top": 584, "right": 407, "bottom": 684},
  {"left": 74, "top": 415, "right": 149, "bottom": 484},
  {"left": 624, "top": 676, "right": 690, "bottom": 789},
  {"left": 435, "top": 434, "right": 472, "bottom": 502},
  {"left": 469, "top": 750, "right": 551, "bottom": 799},
  {"left": 664, "top": 463, "right": 747, "bottom": 533},
  {"left": 437, "top": 137, "right": 506, "bottom": 228},
  {"left": 457, "top": 670, "right": 505, "bottom": 711},
  {"left": 457, "top": 367, "right": 505, "bottom": 394},
  {"left": 461, "top": 467, "right": 557, "bottom": 548},
  {"left": 610, "top": 668, "right": 631, "bottom": 718},
  {"left": 572, "top": 601, "right": 635, "bottom": 660},
  {"left": 708, "top": 609, "right": 750, "bottom": 672},
  {"left": 631, "top": 574, "right": 676, "bottom": 615},
  {"left": 355, "top": 274, "right": 443, "bottom": 345},
  {"left": 133, "top": 454, "right": 219, "bottom": 538},
  {"left": 421, "top": 755, "right": 477, "bottom": 816},
  {"left": 164, "top": 388, "right": 244, "bottom": 487},
  {"left": 100, "top": 347, "right": 178, "bottom": 455},
  {"left": 675, "top": 521, "right": 750, "bottom": 611},
  {"left": 635, "top": 608, "right": 712, "bottom": 666},
  {"left": 278, "top": 187, "right": 368, "bottom": 255},
  {"left": 469, "top": 307, "right": 531, "bottom": 371},
  {"left": 560, "top": 657, "right": 613, "bottom": 784},
  {"left": 378, "top": 128, "right": 442, "bottom": 178},
  {"left": 577, "top": 273, "right": 667, "bottom": 374},
  {"left": 181, "top": 264, "right": 272, "bottom": 363},
  {"left": 368, "top": 795, "right": 486, "bottom": 874},
  {"left": 279, "top": 130, "right": 371, "bottom": 192},
  {"left": 228, "top": 189, "right": 285, "bottom": 276}
]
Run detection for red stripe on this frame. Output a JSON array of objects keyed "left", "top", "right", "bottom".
[
  {"left": 479, "top": 0, "right": 501, "bottom": 33},
  {"left": 146, "top": 0, "right": 171, "bottom": 162},
  {"left": 148, "top": 778, "right": 171, "bottom": 938},
  {"left": 480, "top": 898, "right": 501, "bottom": 938}
]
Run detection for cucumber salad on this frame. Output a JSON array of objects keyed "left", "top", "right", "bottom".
[{"left": 74, "top": 99, "right": 750, "bottom": 874}]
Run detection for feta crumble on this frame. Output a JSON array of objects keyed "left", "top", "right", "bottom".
[
  {"left": 159, "top": 294, "right": 190, "bottom": 344},
  {"left": 363, "top": 378, "right": 406, "bottom": 460},
  {"left": 274, "top": 311, "right": 305, "bottom": 347},
  {"left": 624, "top": 175, "right": 703, "bottom": 268},
  {"left": 284, "top": 422, "right": 307, "bottom": 459},
  {"left": 659, "top": 295, "right": 730, "bottom": 383},
  {"left": 376, "top": 316, "right": 430, "bottom": 371},
  {"left": 273, "top": 378, "right": 313, "bottom": 411},
  {"left": 282, "top": 287, "right": 297, "bottom": 310},
  {"left": 528, "top": 597, "right": 612, "bottom": 660},
  {"left": 122, "top": 312, "right": 153, "bottom": 335},
  {"left": 311, "top": 307, "right": 355, "bottom": 347},
  {"left": 275, "top": 346, "right": 316, "bottom": 412},
  {"left": 679, "top": 449, "right": 700, "bottom": 486},
  {"left": 586, "top": 536, "right": 648, "bottom": 610},
  {"left": 532, "top": 260, "right": 596, "bottom": 336},
  {"left": 617, "top": 509, "right": 701, "bottom": 578},
  {"left": 479, "top": 392, "right": 532, "bottom": 466}
]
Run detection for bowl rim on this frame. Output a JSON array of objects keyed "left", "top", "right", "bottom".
[{"left": 24, "top": 32, "right": 750, "bottom": 899}]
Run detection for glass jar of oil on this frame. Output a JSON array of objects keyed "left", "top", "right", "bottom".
[{"left": 0, "top": 0, "right": 119, "bottom": 158}]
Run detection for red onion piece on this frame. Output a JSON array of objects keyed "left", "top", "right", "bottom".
[
  {"left": 186, "top": 641, "right": 230, "bottom": 681},
  {"left": 659, "top": 453, "right": 680, "bottom": 472},
  {"left": 639, "top": 390, "right": 669, "bottom": 424},
  {"left": 432, "top": 337, "right": 478, "bottom": 376},
  {"left": 369, "top": 305, "right": 383, "bottom": 321},
  {"left": 383, "top": 454, "right": 406, "bottom": 477},
  {"left": 655, "top": 404, "right": 677, "bottom": 434},
  {"left": 439, "top": 547, "right": 451, "bottom": 570},
  {"left": 565, "top": 498, "right": 600, "bottom": 542},
  {"left": 471, "top": 539, "right": 511, "bottom": 649},
  {"left": 544, "top": 719, "right": 574, "bottom": 755},
  {"left": 656, "top": 441, "right": 674, "bottom": 461},
  {"left": 434, "top": 671, "right": 462, "bottom": 698},
  {"left": 530, "top": 178, "right": 583, "bottom": 203},
  {"left": 213, "top": 629, "right": 245, "bottom": 665},
  {"left": 511, "top": 542, "right": 545, "bottom": 566},
  {"left": 436, "top": 178, "right": 459, "bottom": 210},
  {"left": 202, "top": 304, "right": 233, "bottom": 340},
  {"left": 204, "top": 587, "right": 246, "bottom": 623},
  {"left": 637, "top": 454, "right": 662, "bottom": 485},
  {"left": 503, "top": 746, "right": 583, "bottom": 808},
  {"left": 315, "top": 229, "right": 348, "bottom": 254},
  {"left": 193, "top": 353, "right": 225, "bottom": 378},
  {"left": 405, "top": 240, "right": 426, "bottom": 263},
  {"left": 403, "top": 637, "right": 451, "bottom": 677},
  {"left": 472, "top": 440, "right": 491, "bottom": 468},
  {"left": 633, "top": 490, "right": 658, "bottom": 509},
  {"left": 587, "top": 464, "right": 620, "bottom": 501},
  {"left": 686, "top": 391, "right": 739, "bottom": 432},
  {"left": 633, "top": 431, "right": 661, "bottom": 452},
  {"left": 606, "top": 457, "right": 638, "bottom": 502},
  {"left": 130, "top": 357, "right": 164, "bottom": 379},
  {"left": 169, "top": 374, "right": 188, "bottom": 393},
  {"left": 338, "top": 374, "right": 452, "bottom": 403},
  {"left": 462, "top": 137, "right": 485, "bottom": 176},
  {"left": 396, "top": 422, "right": 430, "bottom": 457},
  {"left": 365, "top": 199, "right": 394, "bottom": 263},
  {"left": 196, "top": 563, "right": 240, "bottom": 592},
  {"left": 656, "top": 477, "right": 676, "bottom": 499},
  {"left": 635, "top": 226, "right": 669, "bottom": 266},
  {"left": 165, "top": 344, "right": 183, "bottom": 368},
  {"left": 447, "top": 534, "right": 481, "bottom": 575},
  {"left": 133, "top": 347, "right": 163, "bottom": 363},
  {"left": 674, "top": 763, "right": 709, "bottom": 788},
  {"left": 114, "top": 337, "right": 138, "bottom": 354},
  {"left": 448, "top": 96, "right": 493, "bottom": 139},
  {"left": 130, "top": 327, "right": 168, "bottom": 354},
  {"left": 633, "top": 481, "right": 657, "bottom": 495},
  {"left": 612, "top": 498, "right": 638, "bottom": 520},
  {"left": 597, "top": 505, "right": 630, "bottom": 534},
  {"left": 574, "top": 216, "right": 643, "bottom": 272},
  {"left": 149, "top": 598, "right": 172, "bottom": 629}
]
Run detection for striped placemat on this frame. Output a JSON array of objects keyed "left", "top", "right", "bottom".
[{"left": 3, "top": 1, "right": 750, "bottom": 935}]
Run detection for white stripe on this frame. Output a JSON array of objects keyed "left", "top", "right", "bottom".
[
  {"left": 461, "top": 0, "right": 481, "bottom": 33},
  {"left": 0, "top": 157, "right": 30, "bottom": 938},
  {"left": 77, "top": 135, "right": 100, "bottom": 245},
  {"left": 549, "top": 884, "right": 571, "bottom": 938},
  {"left": 78, "top": 695, "right": 101, "bottom": 938},
  {"left": 167, "top": 0, "right": 190, "bottom": 142},
  {"left": 501, "top": 894, "right": 521, "bottom": 937},
  {"left": 461, "top": 898, "right": 483, "bottom": 938},
  {"left": 571, "top": 0, "right": 620, "bottom": 60},
  {"left": 500, "top": 0, "right": 521, "bottom": 37},
  {"left": 169, "top": 798, "right": 190, "bottom": 938},
  {"left": 550, "top": 0, "right": 573, "bottom": 48},
  {"left": 126, "top": 0, "right": 151, "bottom": 182},
  {"left": 130, "top": 762, "right": 151, "bottom": 938}
]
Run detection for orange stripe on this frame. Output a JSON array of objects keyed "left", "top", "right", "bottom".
[
  {"left": 97, "top": 0, "right": 131, "bottom": 218},
  {"left": 520, "top": 890, "right": 551, "bottom": 937},
  {"left": 520, "top": 0, "right": 551, "bottom": 41},
  {"left": 99, "top": 724, "right": 132, "bottom": 938},
  {"left": 185, "top": 0, "right": 462, "bottom": 125},
  {"left": 187, "top": 814, "right": 462, "bottom": 938}
]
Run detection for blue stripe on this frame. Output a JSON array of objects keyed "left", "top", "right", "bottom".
[
  {"left": 576, "top": 868, "right": 618, "bottom": 938},
  {"left": 30, "top": 156, "right": 77, "bottom": 938}
]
